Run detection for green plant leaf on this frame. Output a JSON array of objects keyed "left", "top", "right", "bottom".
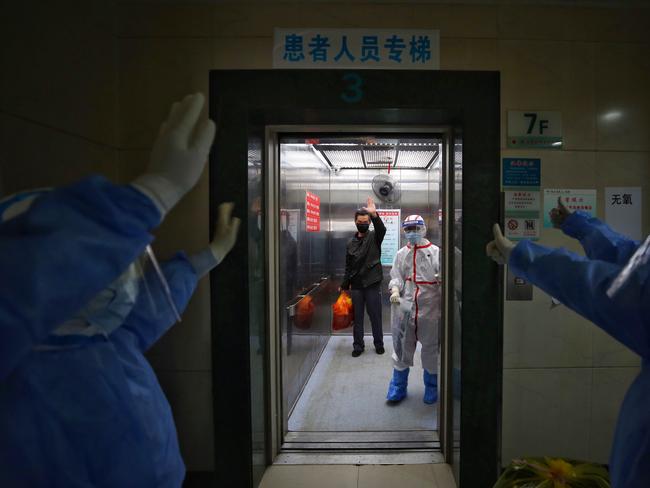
[{"left": 495, "top": 458, "right": 610, "bottom": 488}]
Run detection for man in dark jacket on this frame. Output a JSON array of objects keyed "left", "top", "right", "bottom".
[{"left": 340, "top": 197, "right": 386, "bottom": 357}]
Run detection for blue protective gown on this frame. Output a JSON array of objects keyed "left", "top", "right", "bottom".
[
  {"left": 509, "top": 211, "right": 650, "bottom": 488},
  {"left": 0, "top": 176, "right": 198, "bottom": 487}
]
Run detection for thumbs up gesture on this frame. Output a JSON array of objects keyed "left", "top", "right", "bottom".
[{"left": 486, "top": 224, "right": 516, "bottom": 265}]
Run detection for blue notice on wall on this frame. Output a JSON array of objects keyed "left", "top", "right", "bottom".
[{"left": 502, "top": 158, "right": 541, "bottom": 188}]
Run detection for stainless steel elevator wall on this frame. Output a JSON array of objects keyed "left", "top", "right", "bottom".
[
  {"left": 280, "top": 150, "right": 332, "bottom": 415},
  {"left": 280, "top": 142, "right": 442, "bottom": 418}
]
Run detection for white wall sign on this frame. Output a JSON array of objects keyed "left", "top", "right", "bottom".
[
  {"left": 505, "top": 190, "right": 541, "bottom": 213},
  {"left": 502, "top": 160, "right": 542, "bottom": 241},
  {"left": 504, "top": 217, "right": 540, "bottom": 241},
  {"left": 543, "top": 189, "right": 597, "bottom": 228},
  {"left": 273, "top": 28, "right": 440, "bottom": 70},
  {"left": 507, "top": 111, "right": 563, "bottom": 149},
  {"left": 377, "top": 209, "right": 401, "bottom": 266},
  {"left": 605, "top": 187, "right": 642, "bottom": 241}
]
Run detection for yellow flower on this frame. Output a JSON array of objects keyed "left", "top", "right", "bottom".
[{"left": 540, "top": 458, "right": 576, "bottom": 487}]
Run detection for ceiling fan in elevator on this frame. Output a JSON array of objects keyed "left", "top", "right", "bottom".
[{"left": 371, "top": 173, "right": 400, "bottom": 204}]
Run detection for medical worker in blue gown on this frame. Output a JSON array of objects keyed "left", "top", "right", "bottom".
[
  {"left": 487, "top": 198, "right": 650, "bottom": 488},
  {"left": 0, "top": 93, "right": 240, "bottom": 487}
]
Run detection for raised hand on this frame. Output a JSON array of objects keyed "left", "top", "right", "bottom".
[
  {"left": 549, "top": 196, "right": 573, "bottom": 229},
  {"left": 209, "top": 202, "right": 241, "bottom": 264},
  {"left": 363, "top": 196, "right": 377, "bottom": 217},
  {"left": 132, "top": 93, "right": 216, "bottom": 217}
]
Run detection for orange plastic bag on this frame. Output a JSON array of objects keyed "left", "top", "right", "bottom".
[
  {"left": 294, "top": 295, "right": 315, "bottom": 330},
  {"left": 332, "top": 291, "right": 354, "bottom": 330}
]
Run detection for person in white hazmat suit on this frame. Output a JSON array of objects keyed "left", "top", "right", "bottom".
[{"left": 387, "top": 215, "right": 441, "bottom": 404}]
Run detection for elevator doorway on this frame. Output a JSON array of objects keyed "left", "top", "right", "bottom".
[
  {"left": 209, "top": 69, "right": 501, "bottom": 488},
  {"left": 269, "top": 130, "right": 453, "bottom": 462}
]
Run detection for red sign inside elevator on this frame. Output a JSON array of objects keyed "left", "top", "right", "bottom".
[{"left": 305, "top": 191, "right": 321, "bottom": 232}]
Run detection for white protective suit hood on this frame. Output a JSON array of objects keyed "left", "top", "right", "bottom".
[{"left": 403, "top": 214, "right": 427, "bottom": 245}]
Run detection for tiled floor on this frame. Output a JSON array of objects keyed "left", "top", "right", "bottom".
[{"left": 259, "top": 463, "right": 457, "bottom": 488}]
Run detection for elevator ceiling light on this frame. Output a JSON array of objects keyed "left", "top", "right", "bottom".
[
  {"left": 364, "top": 145, "right": 396, "bottom": 168},
  {"left": 316, "top": 143, "right": 358, "bottom": 146},
  {"left": 320, "top": 148, "right": 365, "bottom": 168},
  {"left": 280, "top": 136, "right": 443, "bottom": 170},
  {"left": 314, "top": 143, "right": 440, "bottom": 170},
  {"left": 396, "top": 146, "right": 439, "bottom": 169}
]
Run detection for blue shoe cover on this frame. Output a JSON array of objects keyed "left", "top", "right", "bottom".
[
  {"left": 386, "top": 368, "right": 409, "bottom": 402},
  {"left": 423, "top": 370, "right": 438, "bottom": 404}
]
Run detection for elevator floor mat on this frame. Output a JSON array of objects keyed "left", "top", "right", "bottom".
[{"left": 288, "top": 335, "right": 437, "bottom": 432}]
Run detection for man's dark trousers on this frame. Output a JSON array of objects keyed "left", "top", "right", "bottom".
[{"left": 350, "top": 282, "right": 383, "bottom": 352}]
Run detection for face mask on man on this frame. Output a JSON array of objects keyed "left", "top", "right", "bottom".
[{"left": 356, "top": 223, "right": 370, "bottom": 233}]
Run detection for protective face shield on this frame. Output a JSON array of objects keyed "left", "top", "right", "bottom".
[
  {"left": 607, "top": 235, "right": 650, "bottom": 303},
  {"left": 67, "top": 246, "right": 181, "bottom": 335},
  {"left": 403, "top": 215, "right": 427, "bottom": 245},
  {"left": 0, "top": 189, "right": 181, "bottom": 336},
  {"left": 72, "top": 261, "right": 141, "bottom": 335},
  {"left": 0, "top": 189, "right": 50, "bottom": 220}
]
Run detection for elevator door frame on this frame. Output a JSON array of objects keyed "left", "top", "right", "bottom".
[
  {"left": 209, "top": 69, "right": 502, "bottom": 488},
  {"left": 267, "top": 125, "right": 452, "bottom": 459}
]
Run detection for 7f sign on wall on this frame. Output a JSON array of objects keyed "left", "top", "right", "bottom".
[
  {"left": 305, "top": 191, "right": 320, "bottom": 232},
  {"left": 507, "top": 111, "right": 562, "bottom": 149}
]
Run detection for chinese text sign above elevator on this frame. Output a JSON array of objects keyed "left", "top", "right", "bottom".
[
  {"left": 305, "top": 191, "right": 321, "bottom": 232},
  {"left": 507, "top": 111, "right": 563, "bottom": 148},
  {"left": 273, "top": 29, "right": 440, "bottom": 69},
  {"left": 377, "top": 209, "right": 401, "bottom": 266}
]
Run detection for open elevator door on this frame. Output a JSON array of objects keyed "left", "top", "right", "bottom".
[
  {"left": 273, "top": 130, "right": 446, "bottom": 461},
  {"left": 209, "top": 70, "right": 501, "bottom": 488}
]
